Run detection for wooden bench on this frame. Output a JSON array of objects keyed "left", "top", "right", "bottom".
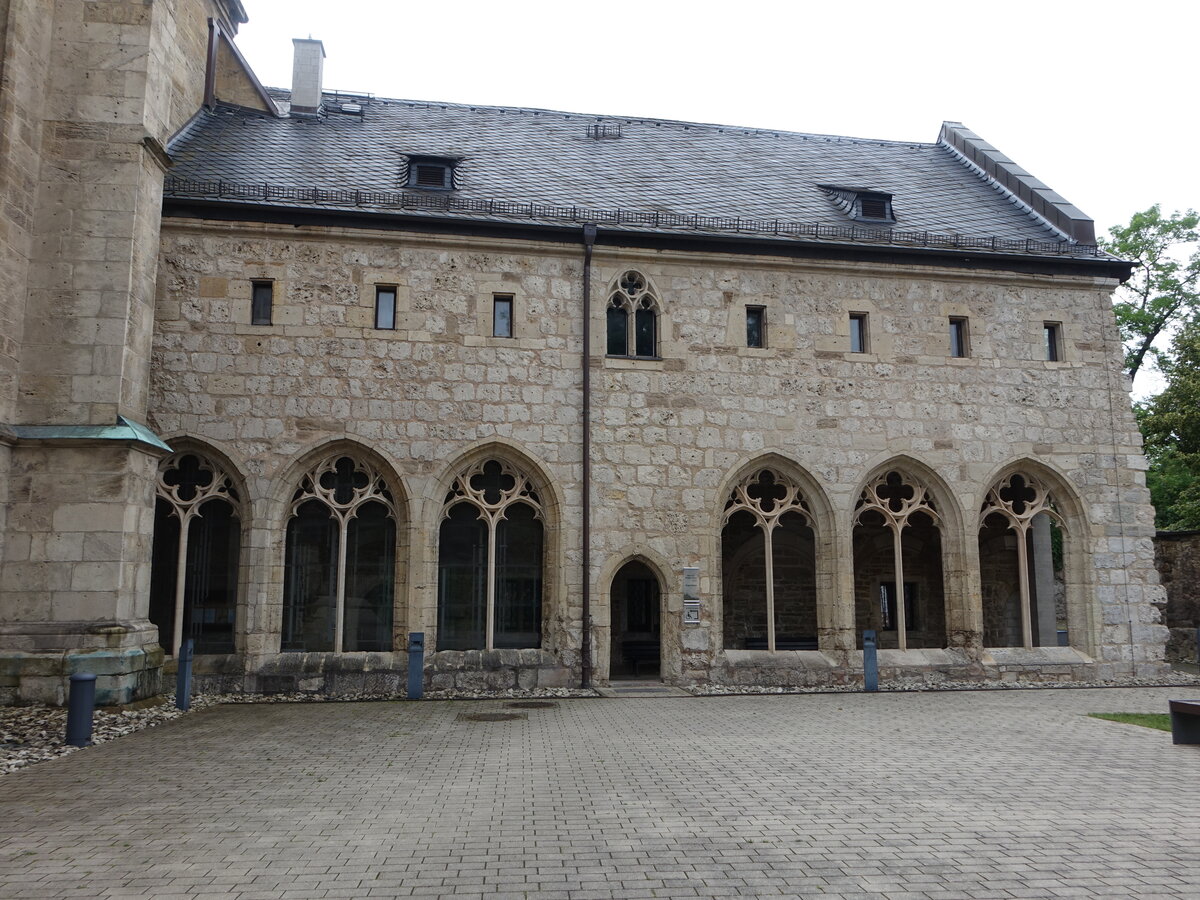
[
  {"left": 743, "top": 636, "right": 819, "bottom": 651},
  {"left": 1169, "top": 699, "right": 1200, "bottom": 745},
  {"left": 621, "top": 640, "right": 660, "bottom": 677}
]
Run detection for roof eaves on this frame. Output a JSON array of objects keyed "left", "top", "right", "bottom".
[{"left": 160, "top": 177, "right": 1111, "bottom": 262}]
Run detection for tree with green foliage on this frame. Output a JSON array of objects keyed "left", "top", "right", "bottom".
[
  {"left": 1101, "top": 205, "right": 1200, "bottom": 381},
  {"left": 1139, "top": 321, "right": 1200, "bottom": 530}
]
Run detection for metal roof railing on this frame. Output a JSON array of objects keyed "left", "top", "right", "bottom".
[{"left": 162, "top": 177, "right": 1106, "bottom": 258}]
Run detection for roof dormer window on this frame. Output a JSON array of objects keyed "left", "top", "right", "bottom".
[
  {"left": 819, "top": 185, "right": 896, "bottom": 224},
  {"left": 406, "top": 156, "right": 456, "bottom": 190},
  {"left": 856, "top": 193, "right": 893, "bottom": 221}
]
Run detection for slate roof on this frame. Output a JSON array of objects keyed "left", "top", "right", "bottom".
[{"left": 165, "top": 92, "right": 1105, "bottom": 259}]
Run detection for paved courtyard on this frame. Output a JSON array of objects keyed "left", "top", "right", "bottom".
[{"left": 2, "top": 687, "right": 1199, "bottom": 899}]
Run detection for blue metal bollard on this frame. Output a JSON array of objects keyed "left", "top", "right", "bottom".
[
  {"left": 407, "top": 632, "right": 425, "bottom": 700},
  {"left": 863, "top": 629, "right": 879, "bottom": 693},
  {"left": 175, "top": 638, "right": 194, "bottom": 711},
  {"left": 65, "top": 673, "right": 97, "bottom": 747}
]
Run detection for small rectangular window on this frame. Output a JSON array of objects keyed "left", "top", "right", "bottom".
[
  {"left": 849, "top": 313, "right": 868, "bottom": 353},
  {"left": 493, "top": 294, "right": 513, "bottom": 338},
  {"left": 1044, "top": 322, "right": 1062, "bottom": 361},
  {"left": 251, "top": 281, "right": 273, "bottom": 325},
  {"left": 949, "top": 317, "right": 969, "bottom": 358},
  {"left": 746, "top": 306, "right": 765, "bottom": 348},
  {"left": 375, "top": 286, "right": 397, "bottom": 330}
]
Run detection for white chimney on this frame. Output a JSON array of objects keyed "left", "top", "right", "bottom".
[{"left": 290, "top": 38, "right": 325, "bottom": 112}]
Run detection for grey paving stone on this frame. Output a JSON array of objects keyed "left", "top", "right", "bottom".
[{"left": 2, "top": 688, "right": 1198, "bottom": 899}]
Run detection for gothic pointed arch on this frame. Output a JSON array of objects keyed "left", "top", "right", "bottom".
[
  {"left": 280, "top": 448, "right": 401, "bottom": 653},
  {"left": 851, "top": 459, "right": 952, "bottom": 651},
  {"left": 149, "top": 443, "right": 245, "bottom": 656},
  {"left": 606, "top": 269, "right": 660, "bottom": 358},
  {"left": 977, "top": 458, "right": 1090, "bottom": 651},
  {"left": 720, "top": 464, "right": 819, "bottom": 651},
  {"left": 436, "top": 451, "right": 550, "bottom": 651}
]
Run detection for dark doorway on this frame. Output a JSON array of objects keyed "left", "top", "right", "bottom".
[{"left": 609, "top": 561, "right": 661, "bottom": 680}]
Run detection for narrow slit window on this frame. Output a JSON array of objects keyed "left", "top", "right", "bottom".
[
  {"left": 1044, "top": 322, "right": 1062, "bottom": 361},
  {"left": 746, "top": 306, "right": 765, "bottom": 348},
  {"left": 375, "top": 286, "right": 397, "bottom": 330},
  {"left": 493, "top": 294, "right": 513, "bottom": 338},
  {"left": 251, "top": 281, "right": 273, "bottom": 326},
  {"left": 849, "top": 313, "right": 868, "bottom": 353},
  {"left": 949, "top": 317, "right": 969, "bottom": 358}
]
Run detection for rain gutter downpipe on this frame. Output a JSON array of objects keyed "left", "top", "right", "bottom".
[{"left": 581, "top": 223, "right": 597, "bottom": 689}]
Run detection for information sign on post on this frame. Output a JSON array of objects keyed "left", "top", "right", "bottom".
[{"left": 682, "top": 566, "right": 701, "bottom": 624}]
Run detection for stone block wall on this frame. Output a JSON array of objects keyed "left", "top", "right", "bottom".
[
  {"left": 145, "top": 217, "right": 1169, "bottom": 687},
  {"left": 0, "top": 0, "right": 236, "bottom": 704},
  {"left": 1155, "top": 530, "right": 1200, "bottom": 664}
]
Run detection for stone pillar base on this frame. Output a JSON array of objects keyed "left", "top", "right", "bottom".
[{"left": 0, "top": 620, "right": 163, "bottom": 705}]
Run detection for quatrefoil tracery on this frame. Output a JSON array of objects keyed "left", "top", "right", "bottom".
[
  {"left": 979, "top": 473, "right": 1063, "bottom": 535},
  {"left": 157, "top": 452, "right": 239, "bottom": 522},
  {"left": 855, "top": 470, "right": 940, "bottom": 531},
  {"left": 443, "top": 459, "right": 544, "bottom": 525},
  {"left": 290, "top": 455, "right": 395, "bottom": 523},
  {"left": 724, "top": 468, "right": 811, "bottom": 533},
  {"left": 609, "top": 270, "right": 658, "bottom": 313}
]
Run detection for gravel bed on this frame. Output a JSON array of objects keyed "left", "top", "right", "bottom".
[
  {"left": 1, "top": 686, "right": 598, "bottom": 778},
  {"left": 684, "top": 672, "right": 1200, "bottom": 696}
]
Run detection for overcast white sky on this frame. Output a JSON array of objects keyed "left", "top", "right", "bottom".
[{"left": 232, "top": 0, "right": 1197, "bottom": 395}]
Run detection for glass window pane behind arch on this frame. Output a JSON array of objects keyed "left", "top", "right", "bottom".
[
  {"left": 495, "top": 503, "right": 543, "bottom": 648},
  {"left": 437, "top": 503, "right": 488, "bottom": 650},
  {"left": 344, "top": 501, "right": 395, "bottom": 652},
  {"left": 607, "top": 304, "right": 628, "bottom": 355},
  {"left": 282, "top": 499, "right": 338, "bottom": 651},
  {"left": 634, "top": 306, "right": 656, "bottom": 357},
  {"left": 149, "top": 499, "right": 181, "bottom": 652},
  {"left": 184, "top": 499, "right": 239, "bottom": 654}
]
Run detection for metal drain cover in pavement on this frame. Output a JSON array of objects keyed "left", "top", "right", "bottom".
[
  {"left": 457, "top": 712, "right": 526, "bottom": 722},
  {"left": 505, "top": 701, "right": 557, "bottom": 709}
]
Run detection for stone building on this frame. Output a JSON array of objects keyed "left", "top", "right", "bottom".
[{"left": 0, "top": 0, "right": 1170, "bottom": 704}]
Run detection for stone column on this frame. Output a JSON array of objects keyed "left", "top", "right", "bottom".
[{"left": 1031, "top": 513, "right": 1057, "bottom": 648}]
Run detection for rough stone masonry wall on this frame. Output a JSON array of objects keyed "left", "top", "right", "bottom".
[
  {"left": 1155, "top": 531, "right": 1200, "bottom": 664},
  {"left": 0, "top": 0, "right": 239, "bottom": 704},
  {"left": 148, "top": 217, "right": 1169, "bottom": 686}
]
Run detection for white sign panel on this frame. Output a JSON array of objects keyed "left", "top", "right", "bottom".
[{"left": 682, "top": 567, "right": 700, "bottom": 602}]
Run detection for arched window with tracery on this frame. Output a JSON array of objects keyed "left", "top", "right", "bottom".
[
  {"left": 853, "top": 470, "right": 946, "bottom": 650},
  {"left": 721, "top": 469, "right": 817, "bottom": 651},
  {"left": 438, "top": 459, "right": 545, "bottom": 650},
  {"left": 978, "top": 472, "right": 1066, "bottom": 648},
  {"left": 282, "top": 455, "right": 396, "bottom": 653},
  {"left": 150, "top": 452, "right": 241, "bottom": 656},
  {"left": 606, "top": 270, "right": 658, "bottom": 358}
]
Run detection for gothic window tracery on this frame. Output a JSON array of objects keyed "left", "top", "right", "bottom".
[
  {"left": 721, "top": 468, "right": 816, "bottom": 651},
  {"left": 978, "top": 472, "right": 1065, "bottom": 648},
  {"left": 282, "top": 455, "right": 396, "bottom": 653},
  {"left": 150, "top": 452, "right": 242, "bottom": 656},
  {"left": 438, "top": 459, "right": 545, "bottom": 651},
  {"left": 606, "top": 270, "right": 659, "bottom": 358},
  {"left": 853, "top": 470, "right": 943, "bottom": 651}
]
